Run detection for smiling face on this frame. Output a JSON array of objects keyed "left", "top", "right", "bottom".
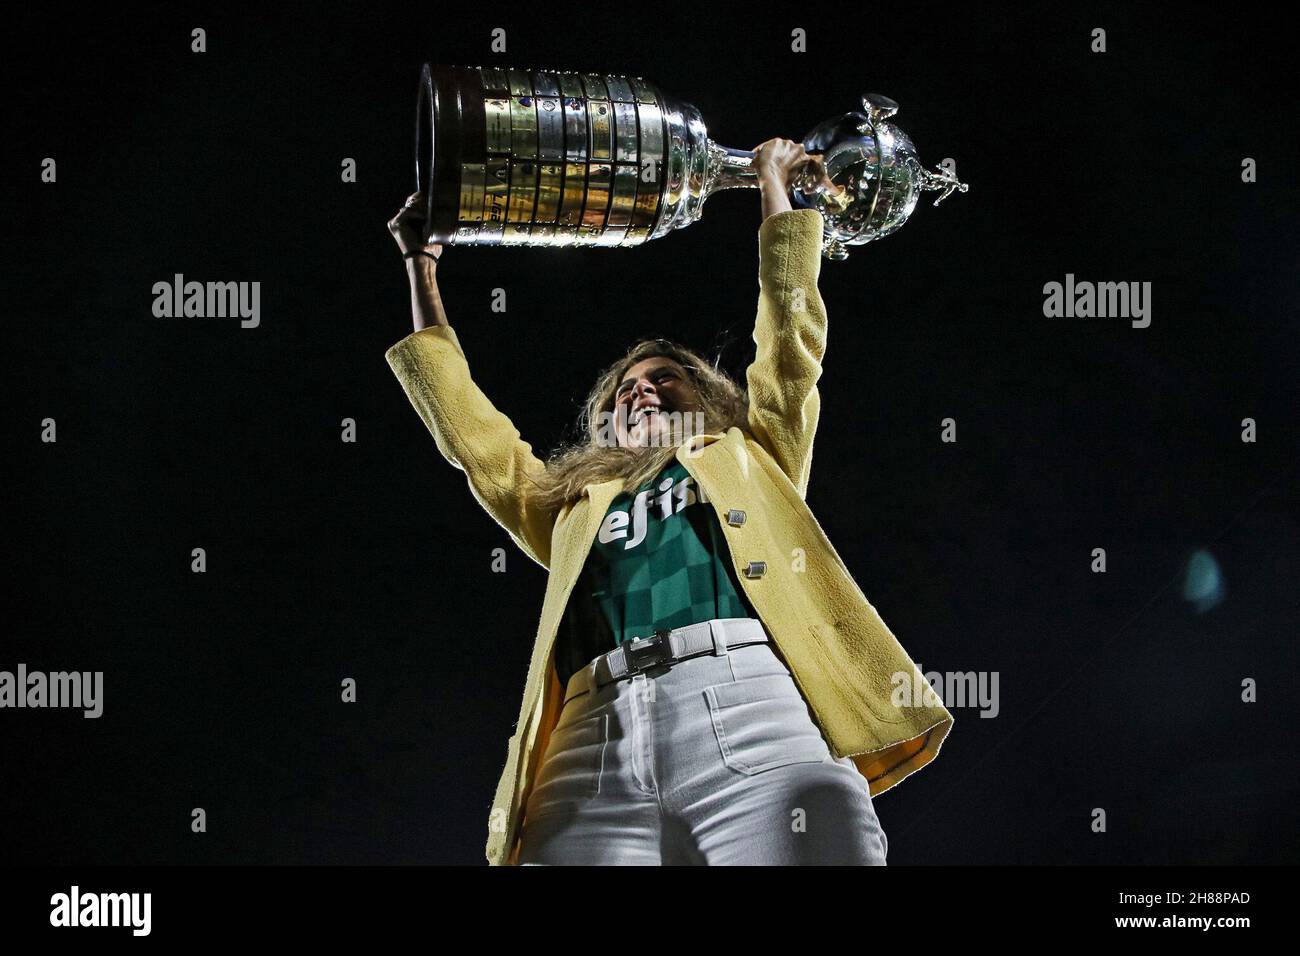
[{"left": 612, "top": 356, "right": 701, "bottom": 448}]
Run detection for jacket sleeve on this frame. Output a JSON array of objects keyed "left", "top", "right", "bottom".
[
  {"left": 385, "top": 324, "right": 555, "bottom": 569},
  {"left": 745, "top": 207, "right": 828, "bottom": 500}
]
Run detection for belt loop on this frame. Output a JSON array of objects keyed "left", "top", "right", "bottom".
[
  {"left": 709, "top": 619, "right": 729, "bottom": 656},
  {"left": 597, "top": 649, "right": 617, "bottom": 687}
]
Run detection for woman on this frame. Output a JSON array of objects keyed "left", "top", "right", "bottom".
[{"left": 386, "top": 139, "right": 954, "bottom": 865}]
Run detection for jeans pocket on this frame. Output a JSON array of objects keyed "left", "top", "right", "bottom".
[
  {"left": 553, "top": 690, "right": 593, "bottom": 732},
  {"left": 705, "top": 673, "right": 831, "bottom": 775},
  {"left": 725, "top": 641, "right": 796, "bottom": 681},
  {"left": 523, "top": 710, "right": 609, "bottom": 819}
]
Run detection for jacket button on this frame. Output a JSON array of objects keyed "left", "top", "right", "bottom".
[
  {"left": 743, "top": 561, "right": 766, "bottom": 579},
  {"left": 726, "top": 509, "right": 746, "bottom": 526}
]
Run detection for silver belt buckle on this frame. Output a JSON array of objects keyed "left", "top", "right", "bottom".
[{"left": 622, "top": 628, "right": 674, "bottom": 675}]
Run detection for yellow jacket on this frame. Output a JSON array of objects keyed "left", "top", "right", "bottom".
[{"left": 385, "top": 207, "right": 954, "bottom": 865}]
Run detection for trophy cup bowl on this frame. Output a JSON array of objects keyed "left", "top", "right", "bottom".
[{"left": 415, "top": 64, "right": 967, "bottom": 260}]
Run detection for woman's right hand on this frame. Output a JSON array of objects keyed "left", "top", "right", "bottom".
[
  {"left": 391, "top": 192, "right": 450, "bottom": 330},
  {"left": 388, "top": 191, "right": 444, "bottom": 261}
]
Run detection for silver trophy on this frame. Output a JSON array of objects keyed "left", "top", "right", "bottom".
[{"left": 417, "top": 64, "right": 968, "bottom": 260}]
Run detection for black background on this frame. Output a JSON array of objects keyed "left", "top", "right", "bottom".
[{"left": 4, "top": 3, "right": 1297, "bottom": 865}]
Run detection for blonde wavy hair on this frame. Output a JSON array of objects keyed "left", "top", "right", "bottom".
[{"left": 524, "top": 338, "right": 752, "bottom": 514}]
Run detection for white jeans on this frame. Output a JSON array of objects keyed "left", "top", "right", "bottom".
[{"left": 518, "top": 628, "right": 889, "bottom": 865}]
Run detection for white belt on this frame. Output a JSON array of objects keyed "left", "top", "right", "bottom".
[{"left": 565, "top": 617, "right": 770, "bottom": 700}]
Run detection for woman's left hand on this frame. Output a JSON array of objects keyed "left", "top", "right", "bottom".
[{"left": 750, "top": 138, "right": 837, "bottom": 195}]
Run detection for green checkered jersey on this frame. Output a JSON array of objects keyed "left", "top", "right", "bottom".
[{"left": 554, "top": 459, "right": 758, "bottom": 687}]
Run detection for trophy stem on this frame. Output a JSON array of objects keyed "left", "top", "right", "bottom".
[
  {"left": 704, "top": 141, "right": 847, "bottom": 213},
  {"left": 705, "top": 142, "right": 762, "bottom": 195}
]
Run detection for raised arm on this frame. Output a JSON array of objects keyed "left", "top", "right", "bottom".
[
  {"left": 745, "top": 141, "right": 834, "bottom": 499},
  {"left": 385, "top": 194, "right": 556, "bottom": 569}
]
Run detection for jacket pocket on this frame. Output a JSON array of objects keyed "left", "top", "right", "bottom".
[
  {"left": 806, "top": 623, "right": 918, "bottom": 725},
  {"left": 704, "top": 673, "right": 831, "bottom": 775}
]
